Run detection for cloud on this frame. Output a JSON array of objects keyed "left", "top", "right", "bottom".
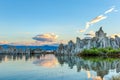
[
  {"left": 84, "top": 31, "right": 95, "bottom": 38},
  {"left": 0, "top": 41, "right": 9, "bottom": 44},
  {"left": 104, "top": 7, "right": 115, "bottom": 14},
  {"left": 80, "top": 15, "right": 107, "bottom": 32},
  {"left": 88, "top": 31, "right": 95, "bottom": 37},
  {"left": 33, "top": 33, "right": 58, "bottom": 42},
  {"left": 9, "top": 41, "right": 35, "bottom": 46},
  {"left": 79, "top": 6, "right": 117, "bottom": 33},
  {"left": 85, "top": 22, "right": 90, "bottom": 30},
  {"left": 0, "top": 33, "right": 60, "bottom": 46},
  {"left": 80, "top": 29, "right": 86, "bottom": 33},
  {"left": 89, "top": 15, "right": 107, "bottom": 24},
  {"left": 31, "top": 41, "right": 59, "bottom": 46},
  {"left": 58, "top": 40, "right": 68, "bottom": 44},
  {"left": 31, "top": 33, "right": 59, "bottom": 45},
  {"left": 110, "top": 33, "right": 120, "bottom": 38},
  {"left": 0, "top": 33, "right": 59, "bottom": 46},
  {"left": 8, "top": 40, "right": 59, "bottom": 46}
]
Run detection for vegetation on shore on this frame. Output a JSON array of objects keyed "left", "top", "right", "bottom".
[{"left": 78, "top": 47, "right": 120, "bottom": 57}]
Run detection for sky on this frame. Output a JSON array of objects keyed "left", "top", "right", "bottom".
[{"left": 0, "top": 0, "right": 120, "bottom": 45}]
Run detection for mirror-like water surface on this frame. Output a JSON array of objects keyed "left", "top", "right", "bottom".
[{"left": 0, "top": 54, "right": 120, "bottom": 80}]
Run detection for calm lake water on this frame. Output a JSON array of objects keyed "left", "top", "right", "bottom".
[{"left": 0, "top": 54, "right": 120, "bottom": 80}]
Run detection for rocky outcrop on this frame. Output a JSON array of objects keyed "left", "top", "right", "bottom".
[{"left": 57, "top": 27, "right": 120, "bottom": 55}]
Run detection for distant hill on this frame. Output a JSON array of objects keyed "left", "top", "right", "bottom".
[{"left": 0, "top": 45, "right": 58, "bottom": 50}]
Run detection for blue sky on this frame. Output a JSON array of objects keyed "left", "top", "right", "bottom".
[{"left": 0, "top": 0, "right": 120, "bottom": 45}]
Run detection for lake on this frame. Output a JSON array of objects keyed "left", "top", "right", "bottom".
[{"left": 0, "top": 54, "right": 120, "bottom": 80}]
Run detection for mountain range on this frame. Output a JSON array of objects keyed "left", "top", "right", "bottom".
[{"left": 0, "top": 45, "right": 58, "bottom": 50}]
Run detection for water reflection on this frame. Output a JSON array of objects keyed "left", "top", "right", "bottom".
[
  {"left": 0, "top": 54, "right": 39, "bottom": 62},
  {"left": 33, "top": 54, "right": 58, "bottom": 68},
  {"left": 0, "top": 54, "right": 120, "bottom": 80},
  {"left": 0, "top": 54, "right": 59, "bottom": 68},
  {"left": 55, "top": 55, "right": 120, "bottom": 79}
]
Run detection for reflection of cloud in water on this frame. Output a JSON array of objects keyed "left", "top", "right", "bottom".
[
  {"left": 4, "top": 56, "right": 8, "bottom": 62},
  {"left": 86, "top": 71, "right": 91, "bottom": 78},
  {"left": 86, "top": 70, "right": 102, "bottom": 80},
  {"left": 92, "top": 76, "right": 102, "bottom": 80},
  {"left": 33, "top": 54, "right": 58, "bottom": 68}
]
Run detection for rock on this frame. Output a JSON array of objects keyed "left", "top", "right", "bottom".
[
  {"left": 56, "top": 27, "right": 120, "bottom": 55},
  {"left": 67, "top": 40, "right": 75, "bottom": 54},
  {"left": 115, "top": 35, "right": 120, "bottom": 47},
  {"left": 57, "top": 43, "right": 64, "bottom": 54},
  {"left": 95, "top": 27, "right": 107, "bottom": 39}
]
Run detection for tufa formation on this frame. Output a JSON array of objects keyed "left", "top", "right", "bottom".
[{"left": 56, "top": 27, "right": 120, "bottom": 55}]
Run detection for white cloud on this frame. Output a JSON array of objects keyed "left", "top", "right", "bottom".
[
  {"left": 89, "top": 15, "right": 107, "bottom": 24},
  {"left": 80, "top": 15, "right": 107, "bottom": 33},
  {"left": 9, "top": 33, "right": 59, "bottom": 46},
  {"left": 0, "top": 33, "right": 59, "bottom": 46},
  {"left": 88, "top": 31, "right": 95, "bottom": 37},
  {"left": 104, "top": 7, "right": 115, "bottom": 14},
  {"left": 85, "top": 22, "right": 90, "bottom": 30},
  {"left": 33, "top": 33, "right": 58, "bottom": 42},
  {"left": 79, "top": 6, "right": 117, "bottom": 33},
  {"left": 31, "top": 33, "right": 59, "bottom": 45}
]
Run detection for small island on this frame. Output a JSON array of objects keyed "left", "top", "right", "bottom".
[{"left": 56, "top": 27, "right": 120, "bottom": 57}]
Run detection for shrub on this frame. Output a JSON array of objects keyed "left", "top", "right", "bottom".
[{"left": 79, "top": 47, "right": 120, "bottom": 56}]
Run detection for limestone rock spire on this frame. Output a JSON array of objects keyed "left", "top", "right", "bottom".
[{"left": 95, "top": 27, "right": 106, "bottom": 38}]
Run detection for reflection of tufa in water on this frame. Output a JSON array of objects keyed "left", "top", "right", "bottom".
[
  {"left": 56, "top": 27, "right": 120, "bottom": 55},
  {"left": 0, "top": 53, "right": 47, "bottom": 62},
  {"left": 55, "top": 55, "right": 120, "bottom": 79}
]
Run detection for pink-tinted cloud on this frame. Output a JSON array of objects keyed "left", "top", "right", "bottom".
[
  {"left": 0, "top": 33, "right": 60, "bottom": 46},
  {"left": 110, "top": 33, "right": 120, "bottom": 38},
  {"left": 0, "top": 41, "right": 9, "bottom": 44},
  {"left": 33, "top": 33, "right": 58, "bottom": 42},
  {"left": 9, "top": 41, "right": 35, "bottom": 46}
]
